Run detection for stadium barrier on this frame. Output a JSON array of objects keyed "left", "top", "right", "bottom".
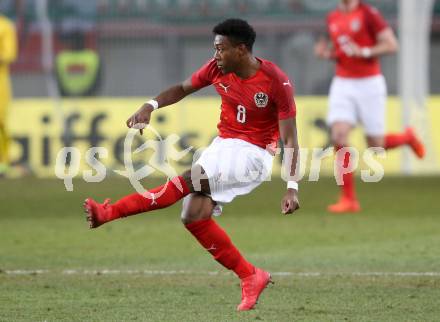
[{"left": 8, "top": 97, "right": 440, "bottom": 179}]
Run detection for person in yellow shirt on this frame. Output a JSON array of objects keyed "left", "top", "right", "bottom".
[{"left": 0, "top": 14, "right": 17, "bottom": 175}]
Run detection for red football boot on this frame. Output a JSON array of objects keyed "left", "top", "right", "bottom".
[
  {"left": 83, "top": 198, "right": 113, "bottom": 229},
  {"left": 406, "top": 128, "right": 425, "bottom": 159},
  {"left": 237, "top": 268, "right": 272, "bottom": 311},
  {"left": 327, "top": 197, "right": 361, "bottom": 214}
]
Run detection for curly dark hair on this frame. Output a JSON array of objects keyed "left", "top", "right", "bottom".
[{"left": 212, "top": 18, "right": 256, "bottom": 52}]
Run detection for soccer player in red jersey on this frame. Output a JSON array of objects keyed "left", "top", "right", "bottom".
[
  {"left": 315, "top": 0, "right": 425, "bottom": 213},
  {"left": 84, "top": 19, "right": 300, "bottom": 311}
]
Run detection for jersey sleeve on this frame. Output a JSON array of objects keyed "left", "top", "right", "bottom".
[
  {"left": 365, "top": 5, "right": 389, "bottom": 35},
  {"left": 272, "top": 76, "right": 296, "bottom": 120},
  {"left": 190, "top": 59, "right": 219, "bottom": 89}
]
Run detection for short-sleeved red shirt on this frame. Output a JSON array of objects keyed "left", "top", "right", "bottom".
[
  {"left": 327, "top": 2, "right": 388, "bottom": 77},
  {"left": 191, "top": 57, "right": 296, "bottom": 149}
]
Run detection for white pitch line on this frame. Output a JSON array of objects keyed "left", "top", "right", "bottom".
[
  {"left": 2, "top": 269, "right": 49, "bottom": 275},
  {"left": 2, "top": 270, "right": 440, "bottom": 277}
]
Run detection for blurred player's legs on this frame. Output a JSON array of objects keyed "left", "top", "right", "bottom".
[
  {"left": 329, "top": 127, "right": 425, "bottom": 214},
  {"left": 327, "top": 77, "right": 425, "bottom": 213}
]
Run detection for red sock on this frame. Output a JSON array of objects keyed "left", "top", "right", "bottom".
[
  {"left": 341, "top": 171, "right": 355, "bottom": 200},
  {"left": 185, "top": 218, "right": 255, "bottom": 279},
  {"left": 110, "top": 176, "right": 190, "bottom": 220},
  {"left": 384, "top": 132, "right": 410, "bottom": 149},
  {"left": 335, "top": 146, "right": 356, "bottom": 200}
]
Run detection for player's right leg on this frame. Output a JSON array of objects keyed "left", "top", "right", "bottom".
[
  {"left": 83, "top": 166, "right": 207, "bottom": 228},
  {"left": 181, "top": 193, "right": 272, "bottom": 311}
]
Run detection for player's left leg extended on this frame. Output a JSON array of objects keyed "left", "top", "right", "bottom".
[
  {"left": 84, "top": 169, "right": 199, "bottom": 228},
  {"left": 84, "top": 137, "right": 274, "bottom": 310}
]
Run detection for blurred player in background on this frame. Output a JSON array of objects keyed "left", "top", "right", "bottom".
[
  {"left": 315, "top": 0, "right": 425, "bottom": 213},
  {"left": 0, "top": 13, "right": 17, "bottom": 176},
  {"left": 84, "top": 19, "right": 300, "bottom": 311}
]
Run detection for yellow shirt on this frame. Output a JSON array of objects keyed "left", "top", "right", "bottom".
[{"left": 0, "top": 15, "right": 17, "bottom": 103}]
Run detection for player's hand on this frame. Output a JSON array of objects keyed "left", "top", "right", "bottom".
[
  {"left": 314, "top": 37, "right": 331, "bottom": 60},
  {"left": 126, "top": 103, "right": 155, "bottom": 135},
  {"left": 341, "top": 40, "right": 363, "bottom": 58},
  {"left": 349, "top": 42, "right": 362, "bottom": 57},
  {"left": 281, "top": 189, "right": 300, "bottom": 215}
]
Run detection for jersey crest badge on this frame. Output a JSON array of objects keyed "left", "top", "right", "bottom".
[{"left": 254, "top": 92, "right": 268, "bottom": 108}]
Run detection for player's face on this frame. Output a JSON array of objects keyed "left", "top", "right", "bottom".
[{"left": 213, "top": 35, "right": 243, "bottom": 74}]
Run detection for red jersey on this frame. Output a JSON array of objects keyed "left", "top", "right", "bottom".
[
  {"left": 191, "top": 58, "right": 296, "bottom": 149},
  {"left": 327, "top": 2, "right": 388, "bottom": 78}
]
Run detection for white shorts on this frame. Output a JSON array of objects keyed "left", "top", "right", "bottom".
[
  {"left": 327, "top": 75, "right": 387, "bottom": 136},
  {"left": 185, "top": 137, "right": 273, "bottom": 212}
]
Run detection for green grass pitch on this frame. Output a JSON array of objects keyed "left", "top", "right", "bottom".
[{"left": 1, "top": 176, "right": 439, "bottom": 321}]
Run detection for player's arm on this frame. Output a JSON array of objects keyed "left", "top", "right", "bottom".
[
  {"left": 369, "top": 27, "right": 398, "bottom": 57},
  {"left": 279, "top": 117, "right": 300, "bottom": 215},
  {"left": 126, "top": 78, "right": 198, "bottom": 133},
  {"left": 349, "top": 27, "right": 398, "bottom": 59},
  {"left": 0, "top": 19, "right": 18, "bottom": 65}
]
